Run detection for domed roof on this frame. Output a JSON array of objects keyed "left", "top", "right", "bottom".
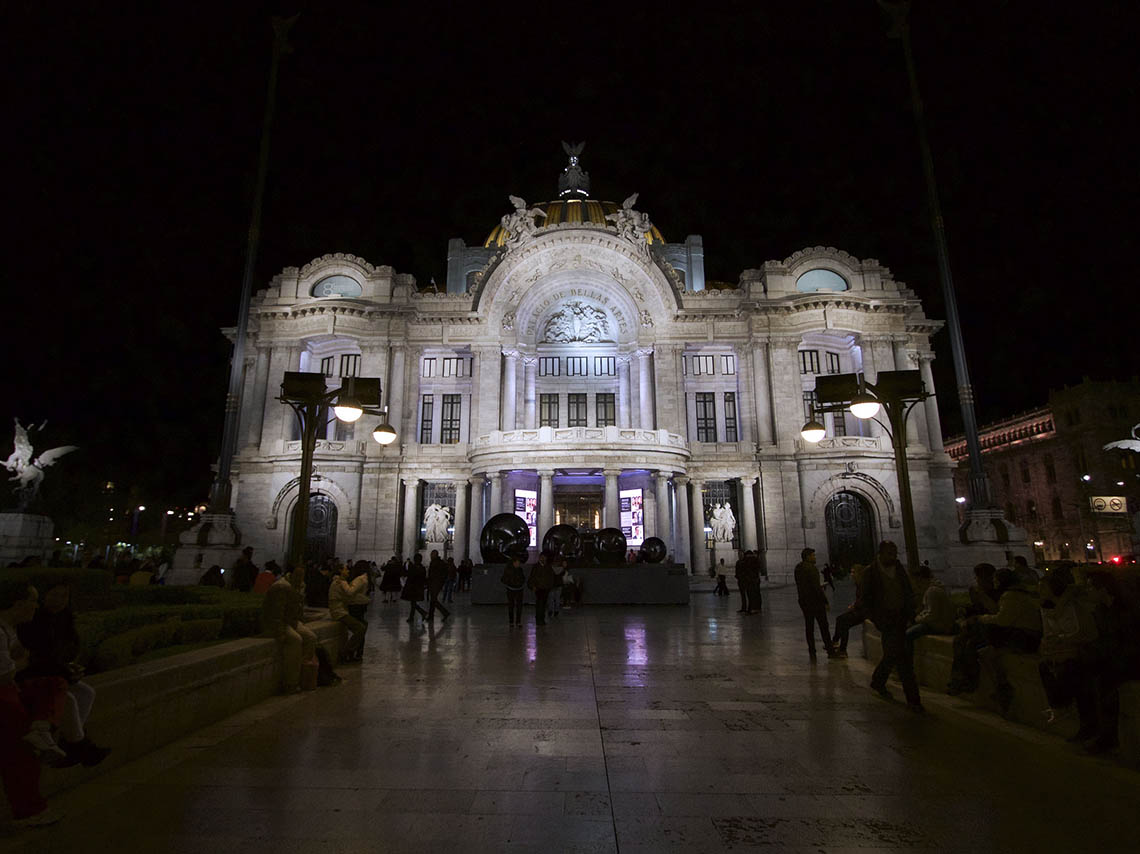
[{"left": 483, "top": 198, "right": 666, "bottom": 249}]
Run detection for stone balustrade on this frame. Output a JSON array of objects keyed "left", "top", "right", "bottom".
[{"left": 794, "top": 435, "right": 884, "bottom": 453}]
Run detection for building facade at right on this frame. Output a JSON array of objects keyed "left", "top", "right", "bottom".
[{"left": 945, "top": 379, "right": 1140, "bottom": 564}]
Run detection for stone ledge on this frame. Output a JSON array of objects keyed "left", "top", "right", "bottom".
[
  {"left": 862, "top": 623, "right": 1139, "bottom": 767},
  {"left": 37, "top": 619, "right": 344, "bottom": 798}
]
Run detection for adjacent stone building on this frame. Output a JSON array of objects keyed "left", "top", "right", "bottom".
[
  {"left": 223, "top": 151, "right": 960, "bottom": 577},
  {"left": 946, "top": 379, "right": 1140, "bottom": 564}
]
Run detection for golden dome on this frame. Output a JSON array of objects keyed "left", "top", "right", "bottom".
[{"left": 483, "top": 198, "right": 666, "bottom": 249}]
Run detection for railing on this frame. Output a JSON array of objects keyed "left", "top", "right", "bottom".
[
  {"left": 794, "top": 436, "right": 883, "bottom": 453},
  {"left": 284, "top": 439, "right": 365, "bottom": 455},
  {"left": 472, "top": 425, "right": 689, "bottom": 451}
]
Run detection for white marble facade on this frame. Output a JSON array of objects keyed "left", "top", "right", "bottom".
[{"left": 225, "top": 175, "right": 959, "bottom": 578}]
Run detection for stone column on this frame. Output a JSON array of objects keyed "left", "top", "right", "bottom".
[
  {"left": 858, "top": 336, "right": 885, "bottom": 439},
  {"left": 637, "top": 349, "right": 655, "bottom": 429},
  {"left": 603, "top": 469, "right": 620, "bottom": 528},
  {"left": 488, "top": 472, "right": 502, "bottom": 517},
  {"left": 770, "top": 338, "right": 804, "bottom": 447},
  {"left": 751, "top": 340, "right": 774, "bottom": 445},
  {"left": 258, "top": 344, "right": 295, "bottom": 454},
  {"left": 919, "top": 355, "right": 944, "bottom": 451},
  {"left": 740, "top": 476, "right": 758, "bottom": 552},
  {"left": 243, "top": 345, "right": 271, "bottom": 449},
  {"left": 401, "top": 477, "right": 420, "bottom": 557},
  {"left": 689, "top": 479, "right": 706, "bottom": 574},
  {"left": 523, "top": 357, "right": 537, "bottom": 429},
  {"left": 473, "top": 345, "right": 501, "bottom": 440},
  {"left": 654, "top": 472, "right": 671, "bottom": 546},
  {"left": 892, "top": 336, "right": 924, "bottom": 447},
  {"left": 674, "top": 475, "right": 691, "bottom": 569},
  {"left": 617, "top": 355, "right": 632, "bottom": 428},
  {"left": 387, "top": 345, "right": 406, "bottom": 446},
  {"left": 452, "top": 480, "right": 468, "bottom": 562},
  {"left": 538, "top": 469, "right": 554, "bottom": 545},
  {"left": 468, "top": 475, "right": 484, "bottom": 562},
  {"left": 502, "top": 349, "right": 518, "bottom": 430}
]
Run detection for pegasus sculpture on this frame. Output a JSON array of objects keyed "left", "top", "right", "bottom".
[
  {"left": 1103, "top": 423, "right": 1140, "bottom": 454},
  {"left": 3, "top": 419, "right": 77, "bottom": 509}
]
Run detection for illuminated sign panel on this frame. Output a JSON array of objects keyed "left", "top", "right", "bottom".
[
  {"left": 515, "top": 489, "right": 538, "bottom": 546},
  {"left": 620, "top": 488, "right": 644, "bottom": 546}
]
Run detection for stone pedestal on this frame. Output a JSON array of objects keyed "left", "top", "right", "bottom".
[
  {"left": 712, "top": 542, "right": 738, "bottom": 576},
  {"left": 0, "top": 513, "right": 55, "bottom": 566},
  {"left": 167, "top": 513, "right": 245, "bottom": 586},
  {"left": 946, "top": 509, "right": 1032, "bottom": 588}
]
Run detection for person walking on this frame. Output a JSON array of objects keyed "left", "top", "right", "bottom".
[
  {"left": 443, "top": 558, "right": 458, "bottom": 604},
  {"left": 548, "top": 557, "right": 566, "bottom": 619},
  {"left": 527, "top": 552, "right": 555, "bottom": 626},
  {"left": 794, "top": 548, "right": 837, "bottom": 659},
  {"left": 501, "top": 555, "right": 526, "bottom": 627},
  {"left": 328, "top": 563, "right": 369, "bottom": 663},
  {"left": 402, "top": 556, "right": 429, "bottom": 624},
  {"left": 378, "top": 555, "right": 403, "bottom": 603},
  {"left": 862, "top": 541, "right": 923, "bottom": 712},
  {"left": 426, "top": 550, "right": 451, "bottom": 622}
]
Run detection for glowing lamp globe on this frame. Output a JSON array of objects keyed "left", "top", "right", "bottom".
[
  {"left": 849, "top": 393, "right": 881, "bottom": 420},
  {"left": 372, "top": 421, "right": 397, "bottom": 445},
  {"left": 334, "top": 398, "right": 363, "bottom": 422},
  {"left": 800, "top": 420, "right": 826, "bottom": 443}
]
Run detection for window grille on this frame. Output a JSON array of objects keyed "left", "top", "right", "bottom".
[
  {"left": 539, "top": 357, "right": 559, "bottom": 376},
  {"left": 696, "top": 392, "right": 717, "bottom": 442},
  {"left": 441, "top": 394, "right": 461, "bottom": 443},
  {"left": 596, "top": 393, "right": 616, "bottom": 427},
  {"left": 419, "top": 395, "right": 433, "bottom": 444},
  {"left": 799, "top": 350, "right": 820, "bottom": 375},
  {"left": 724, "top": 392, "right": 738, "bottom": 442},
  {"left": 540, "top": 394, "right": 559, "bottom": 427},
  {"left": 340, "top": 354, "right": 360, "bottom": 378},
  {"left": 567, "top": 393, "right": 587, "bottom": 427}
]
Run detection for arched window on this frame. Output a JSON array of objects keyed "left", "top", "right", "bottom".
[
  {"left": 311, "top": 275, "right": 362, "bottom": 298},
  {"left": 795, "top": 268, "right": 848, "bottom": 293}
]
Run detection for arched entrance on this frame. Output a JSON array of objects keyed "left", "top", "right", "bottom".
[
  {"left": 825, "top": 491, "right": 875, "bottom": 570},
  {"left": 290, "top": 493, "right": 338, "bottom": 565}
]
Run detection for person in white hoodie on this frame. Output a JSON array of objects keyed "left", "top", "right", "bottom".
[{"left": 905, "top": 565, "right": 956, "bottom": 653}]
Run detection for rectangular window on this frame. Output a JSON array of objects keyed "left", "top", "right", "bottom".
[
  {"left": 1020, "top": 461, "right": 1031, "bottom": 484},
  {"left": 339, "top": 354, "right": 360, "bottom": 378},
  {"left": 567, "top": 393, "right": 588, "bottom": 427},
  {"left": 799, "top": 349, "right": 820, "bottom": 375},
  {"left": 320, "top": 356, "right": 335, "bottom": 377},
  {"left": 421, "top": 357, "right": 436, "bottom": 378},
  {"left": 1044, "top": 455, "right": 1057, "bottom": 484},
  {"left": 441, "top": 357, "right": 465, "bottom": 377},
  {"left": 832, "top": 413, "right": 847, "bottom": 437},
  {"left": 419, "top": 395, "right": 433, "bottom": 444},
  {"left": 681, "top": 355, "right": 688, "bottom": 376},
  {"left": 803, "top": 389, "right": 818, "bottom": 421},
  {"left": 724, "top": 392, "right": 738, "bottom": 442},
  {"left": 720, "top": 354, "right": 736, "bottom": 375},
  {"left": 695, "top": 392, "right": 717, "bottom": 442},
  {"left": 594, "top": 356, "right": 616, "bottom": 376},
  {"left": 596, "top": 393, "right": 616, "bottom": 427},
  {"left": 539, "top": 357, "right": 559, "bottom": 376},
  {"left": 693, "top": 355, "right": 714, "bottom": 375},
  {"left": 567, "top": 356, "right": 588, "bottom": 376},
  {"left": 826, "top": 352, "right": 841, "bottom": 374},
  {"left": 440, "top": 394, "right": 461, "bottom": 444},
  {"left": 539, "top": 393, "right": 559, "bottom": 427}
]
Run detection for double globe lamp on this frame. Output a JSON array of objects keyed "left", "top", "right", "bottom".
[
  {"left": 331, "top": 396, "right": 397, "bottom": 445},
  {"left": 800, "top": 392, "right": 881, "bottom": 443}
]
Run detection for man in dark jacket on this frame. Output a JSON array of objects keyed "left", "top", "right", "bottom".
[
  {"left": 426, "top": 550, "right": 450, "bottom": 621},
  {"left": 527, "top": 552, "right": 555, "bottom": 625},
  {"left": 862, "top": 540, "right": 922, "bottom": 711},
  {"left": 794, "top": 548, "right": 837, "bottom": 659},
  {"left": 401, "top": 555, "right": 429, "bottom": 624}
]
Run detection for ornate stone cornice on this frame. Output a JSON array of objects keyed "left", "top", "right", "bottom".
[
  {"left": 298, "top": 253, "right": 378, "bottom": 279},
  {"left": 780, "top": 246, "right": 862, "bottom": 272}
]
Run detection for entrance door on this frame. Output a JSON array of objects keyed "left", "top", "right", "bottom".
[
  {"left": 290, "top": 493, "right": 338, "bottom": 565},
  {"left": 825, "top": 491, "right": 875, "bottom": 570},
  {"left": 554, "top": 492, "right": 602, "bottom": 529}
]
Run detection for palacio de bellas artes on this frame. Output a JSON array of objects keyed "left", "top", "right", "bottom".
[{"left": 176, "top": 147, "right": 985, "bottom": 585}]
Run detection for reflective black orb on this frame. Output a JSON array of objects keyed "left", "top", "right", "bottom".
[
  {"left": 541, "top": 524, "right": 581, "bottom": 560},
  {"left": 638, "top": 536, "right": 667, "bottom": 564},
  {"left": 595, "top": 527, "right": 627, "bottom": 565},
  {"left": 480, "top": 513, "right": 531, "bottom": 563}
]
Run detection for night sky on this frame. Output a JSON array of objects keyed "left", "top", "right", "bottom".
[{"left": 4, "top": 2, "right": 1137, "bottom": 522}]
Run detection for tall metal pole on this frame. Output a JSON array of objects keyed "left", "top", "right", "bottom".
[
  {"left": 886, "top": 402, "right": 920, "bottom": 572},
  {"left": 289, "top": 401, "right": 320, "bottom": 566},
  {"left": 880, "top": 1, "right": 991, "bottom": 510},
  {"left": 208, "top": 15, "right": 298, "bottom": 512}
]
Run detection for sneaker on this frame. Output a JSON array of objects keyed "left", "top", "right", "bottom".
[
  {"left": 14, "top": 807, "right": 63, "bottom": 828},
  {"left": 23, "top": 725, "right": 67, "bottom": 764}
]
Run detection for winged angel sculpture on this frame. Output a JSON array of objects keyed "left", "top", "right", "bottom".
[
  {"left": 3, "top": 419, "right": 77, "bottom": 509},
  {"left": 1103, "top": 423, "right": 1140, "bottom": 454},
  {"left": 499, "top": 195, "right": 547, "bottom": 249},
  {"left": 605, "top": 193, "right": 654, "bottom": 254}
]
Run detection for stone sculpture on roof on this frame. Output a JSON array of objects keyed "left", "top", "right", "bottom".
[
  {"left": 606, "top": 193, "right": 654, "bottom": 255},
  {"left": 499, "top": 195, "right": 547, "bottom": 249},
  {"left": 558, "top": 141, "right": 590, "bottom": 197},
  {"left": 3, "top": 419, "right": 77, "bottom": 510},
  {"left": 542, "top": 301, "right": 611, "bottom": 343}
]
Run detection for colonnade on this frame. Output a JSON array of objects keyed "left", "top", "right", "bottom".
[{"left": 398, "top": 468, "right": 763, "bottom": 573}]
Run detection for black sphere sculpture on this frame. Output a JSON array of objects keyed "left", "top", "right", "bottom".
[
  {"left": 595, "top": 527, "right": 627, "bottom": 565},
  {"left": 479, "top": 513, "right": 530, "bottom": 563},
  {"left": 638, "top": 536, "right": 667, "bottom": 564},
  {"left": 541, "top": 524, "right": 581, "bottom": 560}
]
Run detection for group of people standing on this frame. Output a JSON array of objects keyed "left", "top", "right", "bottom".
[{"left": 500, "top": 552, "right": 571, "bottom": 627}]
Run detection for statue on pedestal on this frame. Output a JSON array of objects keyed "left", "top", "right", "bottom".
[
  {"left": 709, "top": 502, "right": 736, "bottom": 543},
  {"left": 3, "top": 419, "right": 77, "bottom": 510},
  {"left": 423, "top": 502, "right": 451, "bottom": 544},
  {"left": 500, "top": 195, "right": 547, "bottom": 249}
]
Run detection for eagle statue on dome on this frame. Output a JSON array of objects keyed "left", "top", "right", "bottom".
[
  {"left": 499, "top": 195, "right": 547, "bottom": 249},
  {"left": 559, "top": 141, "right": 590, "bottom": 197}
]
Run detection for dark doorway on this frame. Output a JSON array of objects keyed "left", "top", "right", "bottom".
[
  {"left": 290, "top": 493, "right": 338, "bottom": 566},
  {"left": 825, "top": 491, "right": 875, "bottom": 570}
]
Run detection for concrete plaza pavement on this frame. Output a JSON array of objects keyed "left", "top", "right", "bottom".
[{"left": 5, "top": 580, "right": 1139, "bottom": 853}]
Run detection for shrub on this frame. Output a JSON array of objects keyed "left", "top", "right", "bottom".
[
  {"left": 92, "top": 619, "right": 182, "bottom": 672},
  {"left": 0, "top": 567, "right": 110, "bottom": 596},
  {"left": 176, "top": 618, "right": 224, "bottom": 645}
]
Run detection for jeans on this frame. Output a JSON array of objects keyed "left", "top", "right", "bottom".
[
  {"left": 737, "top": 579, "right": 751, "bottom": 612},
  {"left": 548, "top": 586, "right": 562, "bottom": 615},
  {"left": 832, "top": 609, "right": 865, "bottom": 652},
  {"left": 280, "top": 623, "right": 318, "bottom": 691},
  {"left": 59, "top": 681, "right": 97, "bottom": 743},
  {"left": 427, "top": 588, "right": 450, "bottom": 620},
  {"left": 801, "top": 607, "right": 832, "bottom": 654},
  {"left": 506, "top": 589, "right": 524, "bottom": 624},
  {"left": 905, "top": 622, "right": 939, "bottom": 654},
  {"left": 338, "top": 614, "right": 367, "bottom": 659},
  {"left": 873, "top": 622, "right": 921, "bottom": 705},
  {"left": 442, "top": 578, "right": 456, "bottom": 603}
]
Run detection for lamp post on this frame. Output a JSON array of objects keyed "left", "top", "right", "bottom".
[
  {"left": 802, "top": 370, "right": 928, "bottom": 572},
  {"left": 279, "top": 372, "right": 396, "bottom": 564}
]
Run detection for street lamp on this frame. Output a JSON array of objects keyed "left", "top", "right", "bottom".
[
  {"left": 280, "top": 372, "right": 396, "bottom": 564},
  {"left": 810, "top": 369, "right": 929, "bottom": 572}
]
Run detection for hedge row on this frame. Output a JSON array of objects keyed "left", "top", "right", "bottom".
[
  {"left": 0, "top": 567, "right": 111, "bottom": 596},
  {"left": 91, "top": 617, "right": 226, "bottom": 671}
]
